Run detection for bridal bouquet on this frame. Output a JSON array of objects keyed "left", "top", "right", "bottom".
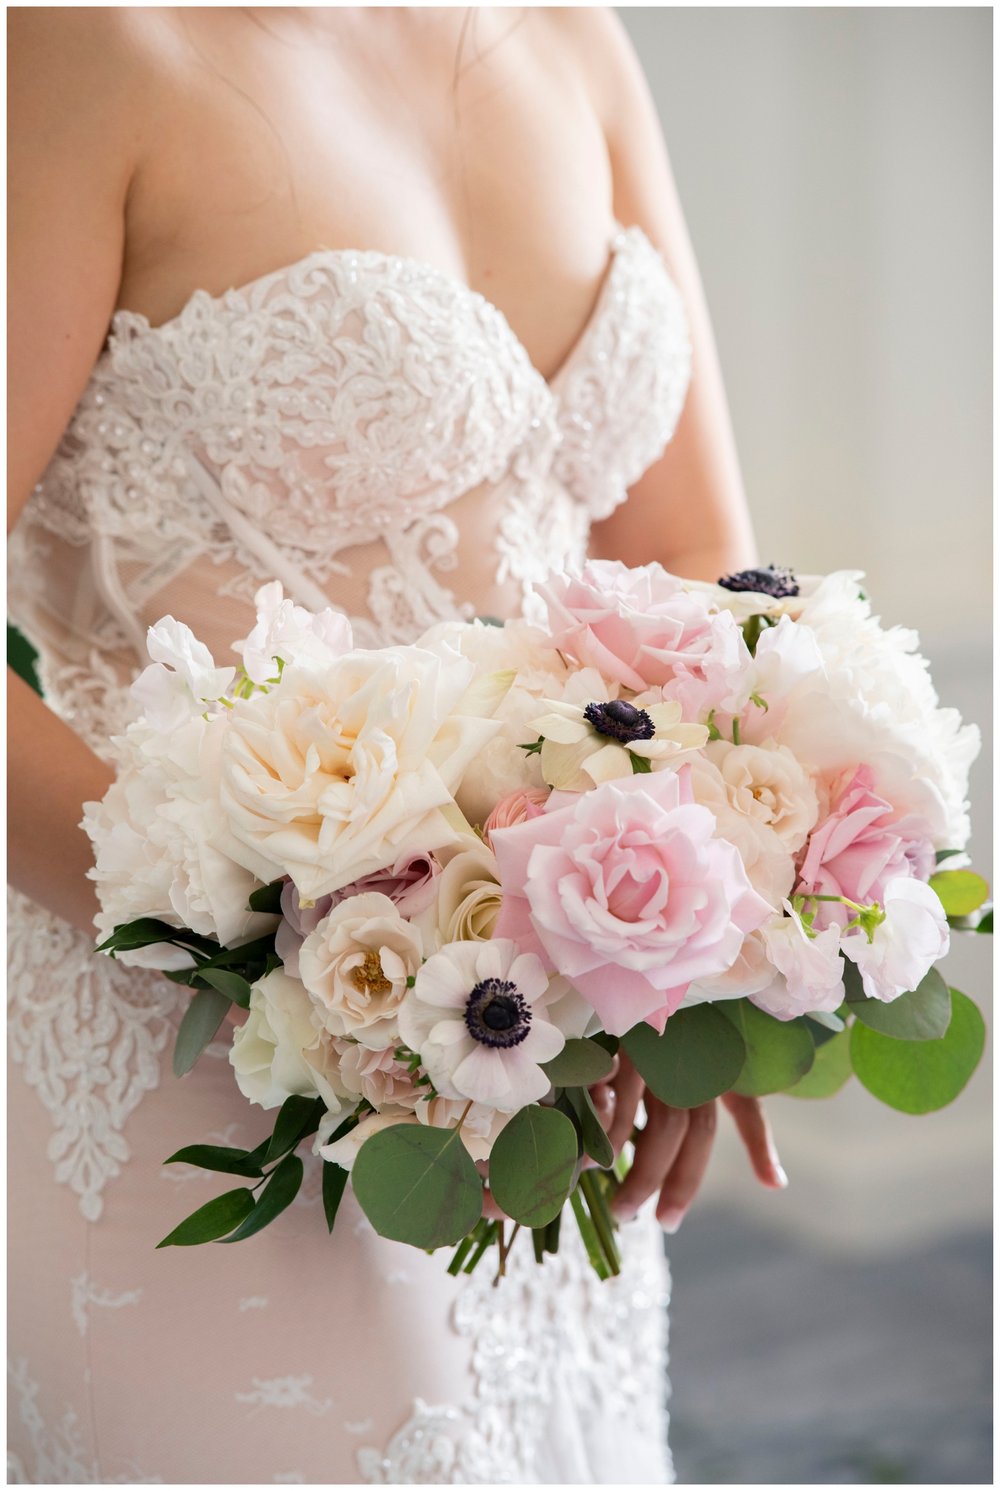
[{"left": 84, "top": 562, "right": 989, "bottom": 1280}]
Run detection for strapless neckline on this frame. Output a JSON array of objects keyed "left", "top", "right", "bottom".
[{"left": 106, "top": 218, "right": 639, "bottom": 396}]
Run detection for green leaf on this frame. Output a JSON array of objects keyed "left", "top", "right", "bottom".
[
  {"left": 842, "top": 961, "right": 867, "bottom": 1003},
  {"left": 850, "top": 988, "right": 985, "bottom": 1114},
  {"left": 541, "top": 1038, "right": 615, "bottom": 1088},
  {"left": 96, "top": 917, "right": 187, "bottom": 955},
  {"left": 934, "top": 848, "right": 964, "bottom": 864},
  {"left": 784, "top": 1029, "right": 853, "bottom": 1099},
  {"left": 723, "top": 1000, "right": 815, "bottom": 1096},
  {"left": 264, "top": 1095, "right": 325, "bottom": 1163},
  {"left": 163, "top": 1144, "right": 264, "bottom": 1178},
  {"left": 156, "top": 1187, "right": 254, "bottom": 1247},
  {"left": 322, "top": 1160, "right": 349, "bottom": 1233},
  {"left": 622, "top": 1004, "right": 747, "bottom": 1109},
  {"left": 564, "top": 1086, "right": 615, "bottom": 1169},
  {"left": 173, "top": 988, "right": 231, "bottom": 1077},
  {"left": 219, "top": 1153, "right": 303, "bottom": 1242},
  {"left": 627, "top": 750, "right": 653, "bottom": 774},
  {"left": 352, "top": 1121, "right": 483, "bottom": 1249},
  {"left": 850, "top": 967, "right": 952, "bottom": 1042},
  {"left": 488, "top": 1104, "right": 579, "bottom": 1228},
  {"left": 248, "top": 879, "right": 285, "bottom": 914},
  {"left": 195, "top": 967, "right": 253, "bottom": 1009},
  {"left": 929, "top": 870, "right": 990, "bottom": 917},
  {"left": 977, "top": 908, "right": 993, "bottom": 934},
  {"left": 590, "top": 1031, "right": 620, "bottom": 1057}
]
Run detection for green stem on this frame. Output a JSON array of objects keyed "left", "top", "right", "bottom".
[
  {"left": 571, "top": 1189, "right": 610, "bottom": 1281},
  {"left": 447, "top": 1230, "right": 478, "bottom": 1276},
  {"left": 532, "top": 1227, "right": 547, "bottom": 1264},
  {"left": 579, "top": 1170, "right": 622, "bottom": 1277},
  {"left": 544, "top": 1211, "right": 562, "bottom": 1256},
  {"left": 463, "top": 1220, "right": 499, "bottom": 1275}
]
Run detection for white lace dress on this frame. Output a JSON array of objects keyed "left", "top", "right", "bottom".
[{"left": 7, "top": 219, "right": 692, "bottom": 1485}]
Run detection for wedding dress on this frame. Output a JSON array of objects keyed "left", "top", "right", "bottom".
[{"left": 7, "top": 219, "right": 692, "bottom": 1484}]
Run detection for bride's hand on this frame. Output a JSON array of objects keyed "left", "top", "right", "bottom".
[{"left": 601, "top": 1051, "right": 788, "bottom": 1231}]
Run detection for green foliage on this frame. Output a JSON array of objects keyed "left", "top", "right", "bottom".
[
  {"left": 622, "top": 1004, "right": 746, "bottom": 1108},
  {"left": 977, "top": 908, "right": 993, "bottom": 934},
  {"left": 488, "top": 1104, "right": 579, "bottom": 1228},
  {"left": 352, "top": 1122, "right": 483, "bottom": 1249},
  {"left": 8, "top": 624, "right": 41, "bottom": 694},
  {"left": 220, "top": 1154, "right": 303, "bottom": 1243},
  {"left": 928, "top": 869, "right": 990, "bottom": 917},
  {"left": 627, "top": 750, "right": 653, "bottom": 774},
  {"left": 850, "top": 967, "right": 952, "bottom": 1042},
  {"left": 562, "top": 1086, "right": 614, "bottom": 1169},
  {"left": 264, "top": 1095, "right": 326, "bottom": 1164},
  {"left": 850, "top": 988, "right": 986, "bottom": 1113},
  {"left": 163, "top": 1144, "right": 265, "bottom": 1178},
  {"left": 784, "top": 1029, "right": 853, "bottom": 1099},
  {"left": 723, "top": 999, "right": 815, "bottom": 1096},
  {"left": 541, "top": 1037, "right": 615, "bottom": 1087},
  {"left": 156, "top": 1187, "right": 255, "bottom": 1247},
  {"left": 196, "top": 967, "right": 253, "bottom": 1009},
  {"left": 322, "top": 1160, "right": 349, "bottom": 1233},
  {"left": 248, "top": 879, "right": 286, "bottom": 914},
  {"left": 173, "top": 988, "right": 231, "bottom": 1077}
]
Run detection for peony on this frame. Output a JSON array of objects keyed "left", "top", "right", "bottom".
[
  {"left": 397, "top": 939, "right": 566, "bottom": 1112},
  {"left": 754, "top": 906, "right": 846, "bottom": 1019},
  {"left": 528, "top": 695, "right": 708, "bottom": 792},
  {"left": 298, "top": 892, "right": 424, "bottom": 1050},
  {"left": 491, "top": 769, "right": 773, "bottom": 1036},
  {"left": 233, "top": 581, "right": 354, "bottom": 684},
  {"left": 215, "top": 643, "right": 501, "bottom": 900},
  {"left": 703, "top": 738, "right": 820, "bottom": 853},
  {"left": 412, "top": 840, "right": 503, "bottom": 953},
  {"left": 229, "top": 968, "right": 354, "bottom": 1114},
  {"left": 841, "top": 877, "right": 949, "bottom": 1002},
  {"left": 796, "top": 765, "right": 935, "bottom": 930}
]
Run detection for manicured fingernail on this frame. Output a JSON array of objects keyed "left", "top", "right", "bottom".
[
  {"left": 772, "top": 1163, "right": 789, "bottom": 1189},
  {"left": 612, "top": 1200, "right": 637, "bottom": 1222},
  {"left": 659, "top": 1206, "right": 686, "bottom": 1234}
]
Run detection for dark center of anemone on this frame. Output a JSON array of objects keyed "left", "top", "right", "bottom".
[
  {"left": 464, "top": 978, "right": 532, "bottom": 1049},
  {"left": 583, "top": 699, "right": 656, "bottom": 744},
  {"left": 717, "top": 564, "right": 799, "bottom": 598}
]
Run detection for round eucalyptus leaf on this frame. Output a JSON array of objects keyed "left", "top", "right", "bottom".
[
  {"left": 724, "top": 1000, "right": 815, "bottom": 1096},
  {"left": 352, "top": 1122, "right": 483, "bottom": 1249},
  {"left": 784, "top": 1029, "right": 853, "bottom": 1100},
  {"left": 850, "top": 988, "right": 985, "bottom": 1114},
  {"left": 622, "top": 1004, "right": 746, "bottom": 1109},
  {"left": 928, "top": 869, "right": 990, "bottom": 917},
  {"left": 541, "top": 1037, "right": 615, "bottom": 1088},
  {"left": 489, "top": 1104, "right": 579, "bottom": 1228},
  {"left": 851, "top": 967, "right": 951, "bottom": 1041}
]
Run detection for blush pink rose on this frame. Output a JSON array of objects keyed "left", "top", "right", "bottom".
[
  {"left": 491, "top": 767, "right": 772, "bottom": 1036},
  {"left": 536, "top": 560, "right": 723, "bottom": 692},
  {"left": 796, "top": 766, "right": 935, "bottom": 930},
  {"left": 483, "top": 788, "right": 550, "bottom": 849}
]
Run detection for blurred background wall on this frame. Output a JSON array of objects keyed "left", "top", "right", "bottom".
[{"left": 618, "top": 6, "right": 992, "bottom": 1483}]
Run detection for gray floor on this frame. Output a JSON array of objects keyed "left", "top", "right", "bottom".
[{"left": 664, "top": 1210, "right": 992, "bottom": 1484}]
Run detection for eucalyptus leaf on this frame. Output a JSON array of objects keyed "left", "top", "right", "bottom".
[
  {"left": 850, "top": 967, "right": 951, "bottom": 1042},
  {"left": 850, "top": 988, "right": 985, "bottom": 1113},
  {"left": 928, "top": 869, "right": 990, "bottom": 917},
  {"left": 173, "top": 988, "right": 231, "bottom": 1077},
  {"left": 591, "top": 1032, "right": 620, "bottom": 1057},
  {"left": 798, "top": 1015, "right": 840, "bottom": 1049},
  {"left": 564, "top": 1085, "right": 615, "bottom": 1169},
  {"left": 156, "top": 1187, "right": 254, "bottom": 1247},
  {"left": 196, "top": 967, "right": 253, "bottom": 1009},
  {"left": 264, "top": 1095, "right": 326, "bottom": 1163},
  {"left": 723, "top": 1000, "right": 815, "bottom": 1097},
  {"left": 322, "top": 1160, "right": 349, "bottom": 1233},
  {"left": 352, "top": 1122, "right": 483, "bottom": 1249},
  {"left": 248, "top": 879, "right": 286, "bottom": 914},
  {"left": 784, "top": 1029, "right": 853, "bottom": 1099},
  {"left": 541, "top": 1038, "right": 615, "bottom": 1088},
  {"left": 163, "top": 1144, "right": 264, "bottom": 1178},
  {"left": 489, "top": 1104, "right": 579, "bottom": 1228},
  {"left": 622, "top": 1004, "right": 746, "bottom": 1109},
  {"left": 934, "top": 848, "right": 964, "bottom": 864},
  {"left": 219, "top": 1153, "right": 304, "bottom": 1243}
]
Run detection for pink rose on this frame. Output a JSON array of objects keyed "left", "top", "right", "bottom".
[
  {"left": 483, "top": 788, "right": 550, "bottom": 849},
  {"left": 536, "top": 560, "right": 723, "bottom": 692},
  {"left": 276, "top": 852, "right": 440, "bottom": 976},
  {"left": 796, "top": 766, "right": 935, "bottom": 929},
  {"left": 491, "top": 768, "right": 772, "bottom": 1036}
]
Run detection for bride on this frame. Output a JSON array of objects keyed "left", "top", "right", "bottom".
[{"left": 8, "top": 7, "right": 788, "bottom": 1483}]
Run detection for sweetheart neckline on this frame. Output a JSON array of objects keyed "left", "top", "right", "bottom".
[{"left": 106, "top": 218, "right": 647, "bottom": 395}]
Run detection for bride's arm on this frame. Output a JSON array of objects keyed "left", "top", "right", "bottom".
[{"left": 8, "top": 9, "right": 146, "bottom": 934}]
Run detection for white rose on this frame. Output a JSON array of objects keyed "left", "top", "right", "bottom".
[
  {"left": 298, "top": 892, "right": 424, "bottom": 1050},
  {"left": 233, "top": 581, "right": 354, "bottom": 684},
  {"left": 841, "top": 877, "right": 949, "bottom": 1003},
  {"left": 413, "top": 839, "right": 502, "bottom": 953},
  {"left": 703, "top": 738, "right": 819, "bottom": 852},
  {"left": 215, "top": 644, "right": 501, "bottom": 900},
  {"left": 754, "top": 906, "right": 845, "bottom": 1019},
  {"left": 229, "top": 969, "right": 353, "bottom": 1114}
]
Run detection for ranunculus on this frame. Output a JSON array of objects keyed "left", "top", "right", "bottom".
[
  {"left": 796, "top": 765, "right": 935, "bottom": 929},
  {"left": 233, "top": 581, "right": 354, "bottom": 684},
  {"left": 491, "top": 769, "right": 773, "bottom": 1036},
  {"left": 755, "top": 906, "right": 846, "bottom": 1019},
  {"left": 841, "top": 877, "right": 949, "bottom": 1002},
  {"left": 298, "top": 892, "right": 424, "bottom": 1050},
  {"left": 483, "top": 789, "right": 550, "bottom": 848},
  {"left": 215, "top": 644, "right": 500, "bottom": 900},
  {"left": 703, "top": 738, "right": 820, "bottom": 853},
  {"left": 412, "top": 840, "right": 503, "bottom": 953},
  {"left": 536, "top": 559, "right": 723, "bottom": 692},
  {"left": 397, "top": 939, "right": 566, "bottom": 1112},
  {"left": 229, "top": 969, "right": 353, "bottom": 1114}
]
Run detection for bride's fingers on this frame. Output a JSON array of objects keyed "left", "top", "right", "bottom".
[
  {"left": 654, "top": 1101, "right": 717, "bottom": 1232},
  {"left": 606, "top": 1052, "right": 645, "bottom": 1157},
  {"left": 610, "top": 1097, "right": 689, "bottom": 1221},
  {"left": 481, "top": 1185, "right": 508, "bottom": 1221},
  {"left": 721, "top": 1091, "right": 788, "bottom": 1188}
]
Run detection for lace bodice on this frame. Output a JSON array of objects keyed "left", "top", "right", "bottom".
[{"left": 8, "top": 220, "right": 691, "bottom": 755}]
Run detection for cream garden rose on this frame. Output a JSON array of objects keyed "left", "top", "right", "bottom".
[
  {"left": 298, "top": 892, "right": 424, "bottom": 1050},
  {"left": 229, "top": 968, "right": 354, "bottom": 1115}
]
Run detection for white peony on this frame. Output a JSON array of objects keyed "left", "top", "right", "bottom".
[
  {"left": 298, "top": 893, "right": 424, "bottom": 1050},
  {"left": 755, "top": 906, "right": 846, "bottom": 1019},
  {"left": 229, "top": 968, "right": 354, "bottom": 1114},
  {"left": 841, "top": 877, "right": 950, "bottom": 1003},
  {"left": 233, "top": 581, "right": 354, "bottom": 684}
]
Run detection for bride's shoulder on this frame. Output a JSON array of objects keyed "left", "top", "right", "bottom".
[{"left": 536, "top": 8, "right": 653, "bottom": 128}]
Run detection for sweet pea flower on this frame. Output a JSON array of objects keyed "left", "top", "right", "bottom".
[
  {"left": 841, "top": 877, "right": 949, "bottom": 1002},
  {"left": 491, "top": 769, "right": 772, "bottom": 1036},
  {"left": 130, "top": 617, "right": 235, "bottom": 732},
  {"left": 233, "top": 581, "right": 354, "bottom": 684},
  {"left": 755, "top": 905, "right": 846, "bottom": 1019}
]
